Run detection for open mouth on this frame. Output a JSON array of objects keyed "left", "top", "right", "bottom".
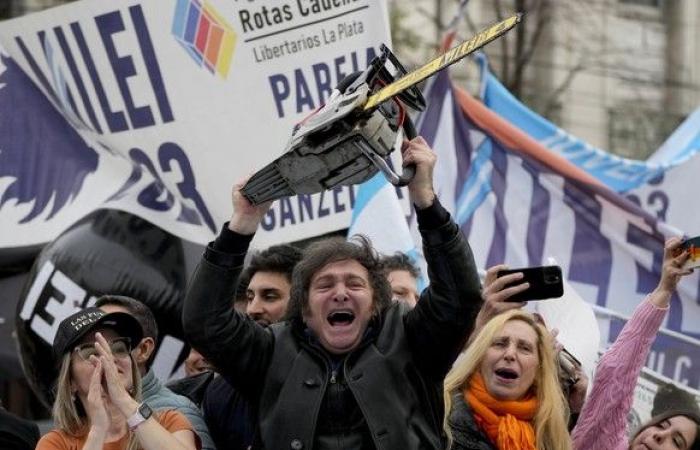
[
  {"left": 494, "top": 368, "right": 519, "bottom": 380},
  {"left": 327, "top": 310, "right": 355, "bottom": 327}
]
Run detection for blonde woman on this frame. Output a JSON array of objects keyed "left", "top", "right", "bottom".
[
  {"left": 444, "top": 310, "right": 571, "bottom": 450},
  {"left": 37, "top": 307, "right": 200, "bottom": 450}
]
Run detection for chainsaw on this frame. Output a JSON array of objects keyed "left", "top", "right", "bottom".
[{"left": 242, "top": 14, "right": 521, "bottom": 205}]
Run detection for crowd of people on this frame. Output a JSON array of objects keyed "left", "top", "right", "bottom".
[{"left": 4, "top": 136, "right": 697, "bottom": 450}]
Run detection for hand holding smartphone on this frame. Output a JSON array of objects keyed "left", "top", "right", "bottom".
[
  {"left": 496, "top": 265, "right": 564, "bottom": 302},
  {"left": 681, "top": 236, "right": 700, "bottom": 270}
]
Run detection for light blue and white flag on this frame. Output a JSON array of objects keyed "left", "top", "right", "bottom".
[
  {"left": 348, "top": 172, "right": 427, "bottom": 291},
  {"left": 648, "top": 106, "right": 700, "bottom": 166},
  {"left": 477, "top": 54, "right": 670, "bottom": 192},
  {"left": 417, "top": 67, "right": 700, "bottom": 391},
  {"left": 477, "top": 54, "right": 698, "bottom": 236}
]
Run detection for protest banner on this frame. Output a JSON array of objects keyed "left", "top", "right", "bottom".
[{"left": 0, "top": 0, "right": 391, "bottom": 250}]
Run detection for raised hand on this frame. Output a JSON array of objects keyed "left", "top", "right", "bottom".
[
  {"left": 401, "top": 136, "right": 437, "bottom": 209},
  {"left": 473, "top": 264, "right": 528, "bottom": 333},
  {"left": 84, "top": 356, "right": 109, "bottom": 434},
  {"left": 228, "top": 177, "right": 274, "bottom": 235},
  {"left": 656, "top": 237, "right": 693, "bottom": 295},
  {"left": 94, "top": 333, "right": 135, "bottom": 414}
]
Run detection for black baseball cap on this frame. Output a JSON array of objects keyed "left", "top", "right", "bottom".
[{"left": 53, "top": 307, "right": 144, "bottom": 358}]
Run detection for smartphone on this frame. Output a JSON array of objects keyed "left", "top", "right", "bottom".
[
  {"left": 557, "top": 347, "right": 582, "bottom": 392},
  {"left": 496, "top": 265, "right": 564, "bottom": 302},
  {"left": 682, "top": 236, "right": 700, "bottom": 270}
]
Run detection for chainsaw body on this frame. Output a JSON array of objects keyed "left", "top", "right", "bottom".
[{"left": 242, "top": 45, "right": 422, "bottom": 205}]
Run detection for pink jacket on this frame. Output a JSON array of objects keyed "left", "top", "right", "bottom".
[{"left": 572, "top": 299, "right": 667, "bottom": 450}]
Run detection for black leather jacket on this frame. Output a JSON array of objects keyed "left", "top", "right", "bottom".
[
  {"left": 448, "top": 393, "right": 496, "bottom": 450},
  {"left": 182, "top": 201, "right": 482, "bottom": 450}
]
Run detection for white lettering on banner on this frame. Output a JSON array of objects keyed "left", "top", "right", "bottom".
[
  {"left": 24, "top": 265, "right": 86, "bottom": 344},
  {"left": 647, "top": 351, "right": 666, "bottom": 375},
  {"left": 674, "top": 356, "right": 692, "bottom": 384},
  {"left": 19, "top": 261, "right": 55, "bottom": 321},
  {"left": 18, "top": 260, "right": 183, "bottom": 382}
]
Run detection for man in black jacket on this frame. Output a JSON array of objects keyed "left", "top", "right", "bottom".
[
  {"left": 183, "top": 136, "right": 483, "bottom": 449},
  {"left": 202, "top": 244, "right": 303, "bottom": 450}
]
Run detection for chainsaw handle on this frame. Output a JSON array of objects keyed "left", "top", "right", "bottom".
[{"left": 392, "top": 115, "right": 418, "bottom": 187}]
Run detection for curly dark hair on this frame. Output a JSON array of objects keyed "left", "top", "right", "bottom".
[
  {"left": 381, "top": 252, "right": 420, "bottom": 279},
  {"left": 242, "top": 244, "right": 303, "bottom": 284},
  {"left": 285, "top": 235, "right": 392, "bottom": 321}
]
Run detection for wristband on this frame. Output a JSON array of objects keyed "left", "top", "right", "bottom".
[{"left": 127, "top": 402, "right": 153, "bottom": 431}]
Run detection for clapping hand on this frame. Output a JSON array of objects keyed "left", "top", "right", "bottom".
[{"left": 84, "top": 356, "right": 110, "bottom": 433}]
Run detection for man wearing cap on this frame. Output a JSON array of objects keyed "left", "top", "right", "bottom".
[{"left": 183, "top": 137, "right": 483, "bottom": 449}]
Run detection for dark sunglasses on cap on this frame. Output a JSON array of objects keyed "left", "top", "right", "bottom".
[{"left": 72, "top": 337, "right": 132, "bottom": 361}]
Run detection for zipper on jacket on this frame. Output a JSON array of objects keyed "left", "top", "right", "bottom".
[{"left": 330, "top": 370, "right": 337, "bottom": 384}]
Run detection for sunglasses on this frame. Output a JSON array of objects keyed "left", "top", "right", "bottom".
[{"left": 73, "top": 337, "right": 132, "bottom": 361}]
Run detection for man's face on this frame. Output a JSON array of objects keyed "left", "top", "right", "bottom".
[
  {"left": 304, "top": 259, "right": 374, "bottom": 355},
  {"left": 245, "top": 271, "right": 292, "bottom": 327},
  {"left": 387, "top": 269, "right": 419, "bottom": 308}
]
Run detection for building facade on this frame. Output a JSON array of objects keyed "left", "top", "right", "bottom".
[{"left": 391, "top": 0, "right": 700, "bottom": 160}]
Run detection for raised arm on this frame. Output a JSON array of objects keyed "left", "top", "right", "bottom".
[
  {"left": 182, "top": 180, "right": 274, "bottom": 396},
  {"left": 402, "top": 136, "right": 483, "bottom": 379},
  {"left": 571, "top": 237, "right": 692, "bottom": 450}
]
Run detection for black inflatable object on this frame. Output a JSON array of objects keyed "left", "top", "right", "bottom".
[{"left": 15, "top": 209, "right": 187, "bottom": 407}]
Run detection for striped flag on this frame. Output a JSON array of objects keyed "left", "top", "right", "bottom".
[
  {"left": 417, "top": 68, "right": 700, "bottom": 390},
  {"left": 648, "top": 106, "right": 700, "bottom": 165},
  {"left": 477, "top": 55, "right": 667, "bottom": 192},
  {"left": 348, "top": 161, "right": 427, "bottom": 291}
]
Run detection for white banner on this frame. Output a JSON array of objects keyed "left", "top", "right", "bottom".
[{"left": 0, "top": 0, "right": 391, "bottom": 249}]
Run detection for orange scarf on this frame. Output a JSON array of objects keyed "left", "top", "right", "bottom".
[{"left": 463, "top": 373, "right": 538, "bottom": 450}]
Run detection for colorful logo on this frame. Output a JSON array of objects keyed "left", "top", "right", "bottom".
[{"left": 172, "top": 0, "right": 236, "bottom": 79}]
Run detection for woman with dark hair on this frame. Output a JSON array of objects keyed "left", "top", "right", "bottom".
[
  {"left": 629, "top": 409, "right": 700, "bottom": 450},
  {"left": 572, "top": 237, "right": 696, "bottom": 450},
  {"left": 36, "top": 307, "right": 200, "bottom": 450}
]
